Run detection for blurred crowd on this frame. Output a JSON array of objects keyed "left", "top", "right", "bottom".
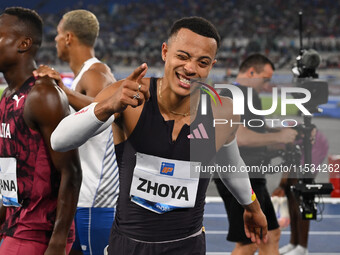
[{"left": 10, "top": 0, "right": 340, "bottom": 69}]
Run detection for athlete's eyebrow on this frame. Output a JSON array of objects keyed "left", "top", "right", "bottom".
[{"left": 177, "top": 50, "right": 190, "bottom": 56}]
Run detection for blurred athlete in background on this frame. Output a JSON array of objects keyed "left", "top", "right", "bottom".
[{"left": 35, "top": 9, "right": 119, "bottom": 255}]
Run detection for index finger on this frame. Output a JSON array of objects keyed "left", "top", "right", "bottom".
[
  {"left": 126, "top": 63, "right": 148, "bottom": 82},
  {"left": 258, "top": 226, "right": 268, "bottom": 244},
  {"left": 255, "top": 228, "right": 262, "bottom": 245},
  {"left": 244, "top": 224, "right": 251, "bottom": 239}
]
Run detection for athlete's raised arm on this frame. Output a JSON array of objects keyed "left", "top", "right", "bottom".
[{"left": 50, "top": 63, "right": 148, "bottom": 151}]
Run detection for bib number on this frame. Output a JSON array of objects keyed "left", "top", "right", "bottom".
[
  {"left": 0, "top": 157, "right": 21, "bottom": 207},
  {"left": 130, "top": 153, "right": 200, "bottom": 214}
]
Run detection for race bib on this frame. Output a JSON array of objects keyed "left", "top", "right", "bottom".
[
  {"left": 0, "top": 157, "right": 21, "bottom": 207},
  {"left": 130, "top": 153, "right": 200, "bottom": 214}
]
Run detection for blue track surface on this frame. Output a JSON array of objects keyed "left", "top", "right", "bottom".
[{"left": 204, "top": 200, "right": 340, "bottom": 254}]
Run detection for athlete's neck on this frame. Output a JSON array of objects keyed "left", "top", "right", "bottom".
[
  {"left": 235, "top": 75, "right": 259, "bottom": 91},
  {"left": 157, "top": 78, "right": 200, "bottom": 118},
  {"left": 4, "top": 60, "right": 36, "bottom": 92},
  {"left": 68, "top": 47, "right": 95, "bottom": 76}
]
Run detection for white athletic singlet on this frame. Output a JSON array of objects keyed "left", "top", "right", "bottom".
[{"left": 71, "top": 57, "right": 119, "bottom": 208}]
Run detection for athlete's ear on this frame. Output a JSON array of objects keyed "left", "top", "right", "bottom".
[
  {"left": 247, "top": 67, "right": 256, "bottom": 78},
  {"left": 18, "top": 37, "right": 33, "bottom": 53},
  {"left": 65, "top": 32, "right": 73, "bottom": 46},
  {"left": 161, "top": 42, "right": 168, "bottom": 62}
]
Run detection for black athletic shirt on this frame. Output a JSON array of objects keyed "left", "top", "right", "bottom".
[{"left": 114, "top": 77, "right": 216, "bottom": 242}]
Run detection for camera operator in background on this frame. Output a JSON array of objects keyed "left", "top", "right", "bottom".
[
  {"left": 272, "top": 126, "right": 328, "bottom": 255},
  {"left": 273, "top": 47, "right": 330, "bottom": 255},
  {"left": 214, "top": 53, "right": 298, "bottom": 255}
]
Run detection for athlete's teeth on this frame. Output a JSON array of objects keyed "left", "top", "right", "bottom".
[{"left": 180, "top": 77, "right": 190, "bottom": 84}]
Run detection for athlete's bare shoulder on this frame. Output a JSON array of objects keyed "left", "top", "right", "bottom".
[
  {"left": 89, "top": 62, "right": 112, "bottom": 73},
  {"left": 77, "top": 62, "right": 115, "bottom": 95},
  {"left": 24, "top": 76, "right": 69, "bottom": 130},
  {"left": 30, "top": 76, "right": 67, "bottom": 103},
  {"left": 86, "top": 62, "right": 116, "bottom": 82}
]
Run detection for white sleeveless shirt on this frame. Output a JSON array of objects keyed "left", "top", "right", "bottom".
[{"left": 71, "top": 57, "right": 119, "bottom": 208}]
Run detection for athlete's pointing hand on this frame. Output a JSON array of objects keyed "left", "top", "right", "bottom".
[{"left": 93, "top": 63, "right": 149, "bottom": 121}]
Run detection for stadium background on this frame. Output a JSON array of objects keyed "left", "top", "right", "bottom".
[
  {"left": 1, "top": 0, "right": 340, "bottom": 112},
  {"left": 0, "top": 1, "right": 339, "bottom": 254},
  {"left": 0, "top": 0, "right": 339, "bottom": 167}
]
